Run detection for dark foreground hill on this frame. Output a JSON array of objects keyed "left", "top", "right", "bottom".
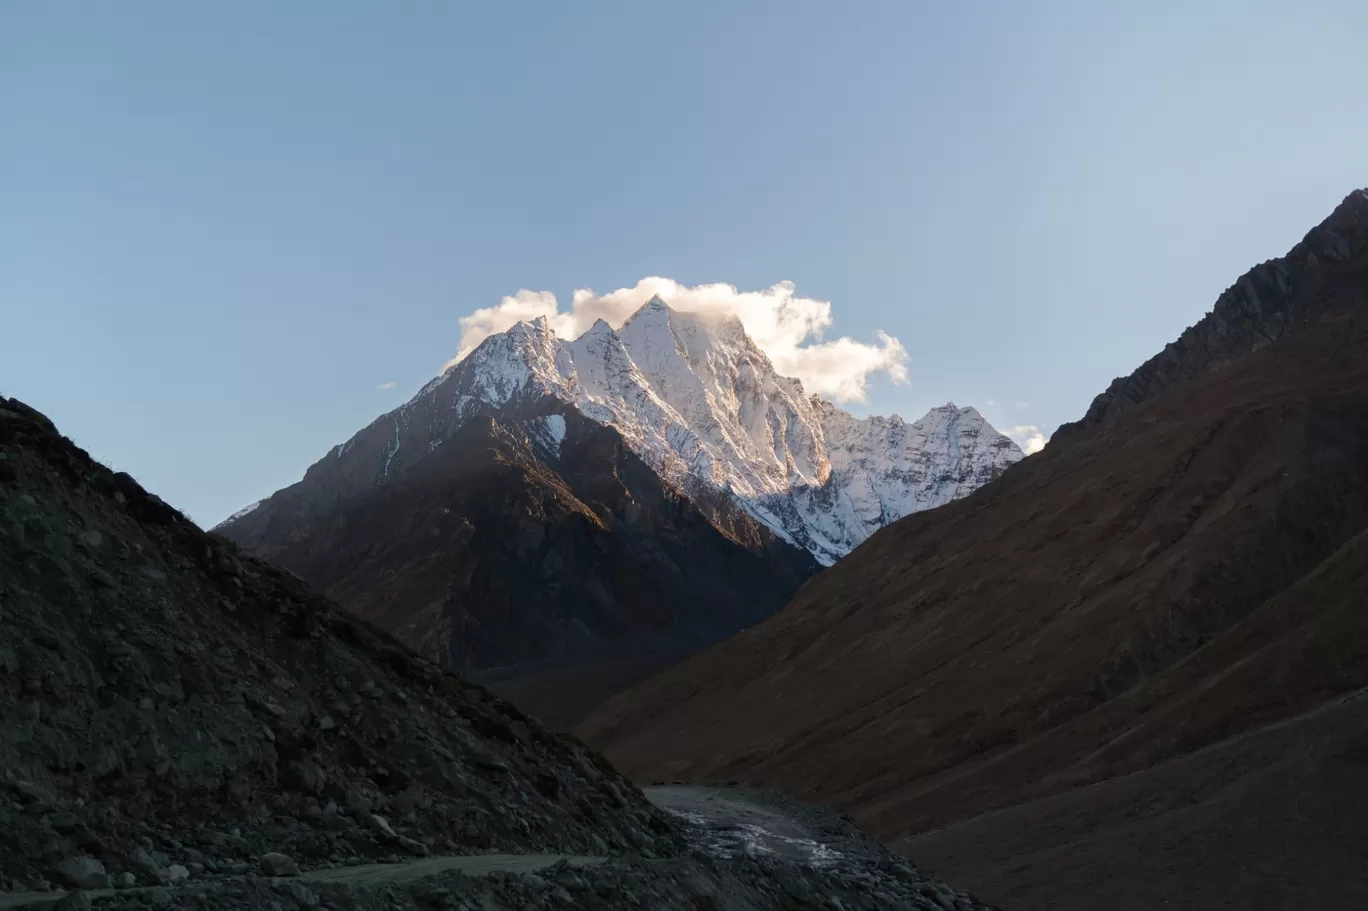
[
  {"left": 578, "top": 190, "right": 1368, "bottom": 907},
  {"left": 0, "top": 395, "right": 999, "bottom": 910},
  {"left": 0, "top": 395, "right": 675, "bottom": 884}
]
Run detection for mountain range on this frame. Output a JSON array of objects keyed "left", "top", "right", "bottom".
[
  {"left": 578, "top": 188, "right": 1368, "bottom": 910},
  {"left": 217, "top": 298, "right": 1018, "bottom": 722},
  {"left": 224, "top": 298, "right": 1020, "bottom": 566}
]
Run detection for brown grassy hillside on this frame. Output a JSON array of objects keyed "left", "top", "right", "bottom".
[{"left": 579, "top": 190, "right": 1368, "bottom": 848}]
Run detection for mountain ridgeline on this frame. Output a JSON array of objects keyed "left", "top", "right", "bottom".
[
  {"left": 224, "top": 299, "right": 1021, "bottom": 567},
  {"left": 217, "top": 299, "right": 1018, "bottom": 723}
]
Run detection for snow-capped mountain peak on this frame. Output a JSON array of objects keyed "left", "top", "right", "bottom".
[{"left": 273, "top": 298, "right": 1023, "bottom": 564}]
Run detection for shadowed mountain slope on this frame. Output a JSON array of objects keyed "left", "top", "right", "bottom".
[
  {"left": 221, "top": 401, "right": 815, "bottom": 724},
  {"left": 578, "top": 189, "right": 1368, "bottom": 861}
]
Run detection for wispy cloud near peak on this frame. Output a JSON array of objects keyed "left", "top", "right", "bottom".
[
  {"left": 1005, "top": 425, "right": 1049, "bottom": 455},
  {"left": 448, "top": 278, "right": 908, "bottom": 402}
]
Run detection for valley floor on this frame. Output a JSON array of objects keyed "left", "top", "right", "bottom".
[{"left": 474, "top": 641, "right": 709, "bottom": 732}]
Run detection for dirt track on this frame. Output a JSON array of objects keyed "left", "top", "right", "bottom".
[
  {"left": 0, "top": 856, "right": 606, "bottom": 909},
  {"left": 0, "top": 786, "right": 875, "bottom": 909}
]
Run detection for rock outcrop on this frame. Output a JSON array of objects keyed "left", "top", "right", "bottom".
[{"left": 1057, "top": 188, "right": 1368, "bottom": 435}]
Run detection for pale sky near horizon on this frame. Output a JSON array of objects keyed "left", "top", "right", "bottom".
[{"left": 3, "top": 1, "right": 1366, "bottom": 526}]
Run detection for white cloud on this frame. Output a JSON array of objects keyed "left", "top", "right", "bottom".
[
  {"left": 448, "top": 277, "right": 909, "bottom": 402},
  {"left": 1005, "top": 425, "right": 1049, "bottom": 455},
  {"left": 377, "top": 381, "right": 397, "bottom": 390}
]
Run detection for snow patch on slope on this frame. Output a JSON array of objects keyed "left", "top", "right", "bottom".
[
  {"left": 534, "top": 414, "right": 567, "bottom": 455},
  {"left": 215, "top": 499, "right": 264, "bottom": 528},
  {"left": 381, "top": 416, "right": 402, "bottom": 478}
]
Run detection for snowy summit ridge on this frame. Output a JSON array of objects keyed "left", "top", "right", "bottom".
[{"left": 281, "top": 297, "right": 1023, "bottom": 564}]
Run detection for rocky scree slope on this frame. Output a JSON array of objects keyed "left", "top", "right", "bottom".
[
  {"left": 222, "top": 402, "right": 815, "bottom": 680},
  {"left": 0, "top": 396, "right": 686, "bottom": 894},
  {"left": 219, "top": 298, "right": 1020, "bottom": 568},
  {"left": 578, "top": 190, "right": 1368, "bottom": 848}
]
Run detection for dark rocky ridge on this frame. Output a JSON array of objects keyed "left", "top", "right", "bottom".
[
  {"left": 1057, "top": 188, "right": 1368, "bottom": 435},
  {"left": 0, "top": 396, "right": 683, "bottom": 892}
]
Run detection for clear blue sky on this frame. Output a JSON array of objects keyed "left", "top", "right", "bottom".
[{"left": 3, "top": 1, "right": 1366, "bottom": 526}]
